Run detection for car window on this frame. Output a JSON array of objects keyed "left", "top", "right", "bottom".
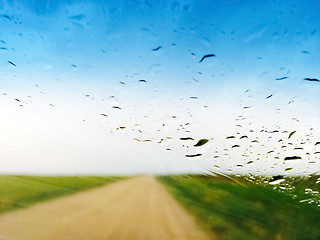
[{"left": 1, "top": 1, "right": 320, "bottom": 239}]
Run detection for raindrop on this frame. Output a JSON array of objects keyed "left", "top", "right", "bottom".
[
  {"left": 284, "top": 156, "right": 302, "bottom": 161},
  {"left": 275, "top": 77, "right": 288, "bottom": 80},
  {"left": 185, "top": 154, "right": 202, "bottom": 157},
  {"left": 194, "top": 139, "right": 209, "bottom": 147},
  {"left": 199, "top": 54, "right": 216, "bottom": 63},
  {"left": 8, "top": 61, "right": 16, "bottom": 67},
  {"left": 304, "top": 78, "right": 319, "bottom": 82},
  {"left": 269, "top": 178, "right": 285, "bottom": 185},
  {"left": 226, "top": 136, "right": 236, "bottom": 139},
  {"left": 152, "top": 46, "right": 162, "bottom": 51},
  {"left": 180, "top": 137, "right": 194, "bottom": 140},
  {"left": 288, "top": 131, "right": 296, "bottom": 139}
]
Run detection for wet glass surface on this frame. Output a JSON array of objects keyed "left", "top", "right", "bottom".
[{"left": 0, "top": 0, "right": 320, "bottom": 239}]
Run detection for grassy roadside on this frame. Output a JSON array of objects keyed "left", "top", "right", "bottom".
[
  {"left": 158, "top": 175, "right": 320, "bottom": 240},
  {"left": 0, "top": 175, "right": 126, "bottom": 214}
]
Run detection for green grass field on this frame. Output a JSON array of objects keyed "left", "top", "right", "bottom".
[
  {"left": 158, "top": 174, "right": 320, "bottom": 240},
  {"left": 0, "top": 175, "right": 126, "bottom": 214}
]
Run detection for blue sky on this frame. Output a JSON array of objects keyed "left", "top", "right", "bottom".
[{"left": 0, "top": 0, "right": 320, "bottom": 175}]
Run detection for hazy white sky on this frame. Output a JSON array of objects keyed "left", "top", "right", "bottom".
[{"left": 1, "top": 77, "right": 320, "bottom": 175}]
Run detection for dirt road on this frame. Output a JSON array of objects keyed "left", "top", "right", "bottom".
[{"left": 0, "top": 176, "right": 212, "bottom": 240}]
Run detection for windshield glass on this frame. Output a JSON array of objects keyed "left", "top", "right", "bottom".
[{"left": 1, "top": 1, "right": 320, "bottom": 239}]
